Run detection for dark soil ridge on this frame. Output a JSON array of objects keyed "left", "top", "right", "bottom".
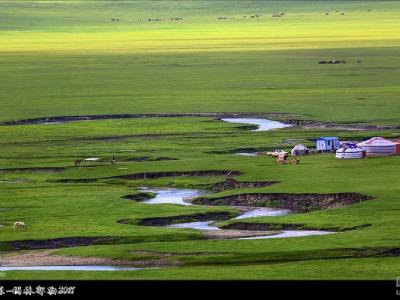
[
  {"left": 126, "top": 156, "right": 178, "bottom": 162},
  {"left": 206, "top": 147, "right": 268, "bottom": 155},
  {"left": 197, "top": 178, "right": 280, "bottom": 193},
  {"left": 222, "top": 222, "right": 371, "bottom": 232},
  {"left": 132, "top": 211, "right": 237, "bottom": 227},
  {"left": 121, "top": 192, "right": 156, "bottom": 202},
  {"left": 192, "top": 192, "right": 374, "bottom": 213},
  {"left": 2, "top": 233, "right": 204, "bottom": 251},
  {"left": 106, "top": 170, "right": 242, "bottom": 180},
  {"left": 0, "top": 167, "right": 65, "bottom": 174},
  {"left": 1, "top": 112, "right": 290, "bottom": 126},
  {"left": 7, "top": 236, "right": 120, "bottom": 250},
  {"left": 51, "top": 169, "right": 242, "bottom": 184}
]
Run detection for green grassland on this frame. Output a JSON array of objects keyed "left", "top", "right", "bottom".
[
  {"left": 0, "top": 0, "right": 400, "bottom": 280},
  {"left": 0, "top": 0, "right": 399, "bottom": 122}
]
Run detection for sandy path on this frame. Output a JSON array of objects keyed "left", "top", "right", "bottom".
[{"left": 0, "top": 250, "right": 133, "bottom": 267}]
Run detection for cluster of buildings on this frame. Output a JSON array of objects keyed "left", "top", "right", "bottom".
[{"left": 290, "top": 137, "right": 400, "bottom": 159}]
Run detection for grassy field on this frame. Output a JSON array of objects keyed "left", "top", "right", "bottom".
[
  {"left": 0, "top": 1, "right": 399, "bottom": 122},
  {"left": 0, "top": 1, "right": 400, "bottom": 280}
]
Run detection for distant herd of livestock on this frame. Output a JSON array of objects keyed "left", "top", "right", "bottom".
[
  {"left": 318, "top": 60, "right": 362, "bottom": 64},
  {"left": 109, "top": 9, "right": 373, "bottom": 24}
]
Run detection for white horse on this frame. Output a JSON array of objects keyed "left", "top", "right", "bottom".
[{"left": 13, "top": 222, "right": 27, "bottom": 231}]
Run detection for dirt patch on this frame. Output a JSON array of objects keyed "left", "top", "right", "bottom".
[
  {"left": 198, "top": 178, "right": 280, "bottom": 193},
  {"left": 0, "top": 167, "right": 65, "bottom": 174},
  {"left": 192, "top": 192, "right": 374, "bottom": 213},
  {"left": 222, "top": 222, "right": 371, "bottom": 232},
  {"left": 134, "top": 212, "right": 237, "bottom": 227},
  {"left": 121, "top": 192, "right": 156, "bottom": 202},
  {"left": 108, "top": 170, "right": 242, "bottom": 180}
]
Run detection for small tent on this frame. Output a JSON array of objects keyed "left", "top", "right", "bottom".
[
  {"left": 357, "top": 137, "right": 396, "bottom": 156},
  {"left": 291, "top": 144, "right": 309, "bottom": 156},
  {"left": 335, "top": 143, "right": 365, "bottom": 159}
]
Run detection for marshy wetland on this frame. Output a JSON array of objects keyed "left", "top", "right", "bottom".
[{"left": 0, "top": 0, "right": 400, "bottom": 280}]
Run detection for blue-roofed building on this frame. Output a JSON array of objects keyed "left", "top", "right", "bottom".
[{"left": 316, "top": 137, "right": 340, "bottom": 152}]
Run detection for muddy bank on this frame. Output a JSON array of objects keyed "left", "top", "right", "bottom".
[
  {"left": 0, "top": 167, "right": 65, "bottom": 174},
  {"left": 2, "top": 113, "right": 291, "bottom": 126},
  {"left": 193, "top": 192, "right": 373, "bottom": 212},
  {"left": 198, "top": 178, "right": 280, "bottom": 193},
  {"left": 135, "top": 212, "right": 237, "bottom": 227},
  {"left": 121, "top": 192, "right": 156, "bottom": 202},
  {"left": 222, "top": 222, "right": 371, "bottom": 232},
  {"left": 108, "top": 170, "right": 242, "bottom": 180}
]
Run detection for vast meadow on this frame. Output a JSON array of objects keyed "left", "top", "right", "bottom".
[{"left": 0, "top": 0, "right": 400, "bottom": 280}]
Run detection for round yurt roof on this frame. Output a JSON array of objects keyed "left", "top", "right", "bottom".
[
  {"left": 336, "top": 143, "right": 364, "bottom": 153},
  {"left": 291, "top": 144, "right": 309, "bottom": 151},
  {"left": 357, "top": 137, "right": 396, "bottom": 147}
]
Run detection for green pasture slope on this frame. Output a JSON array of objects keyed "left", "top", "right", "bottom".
[{"left": 0, "top": 0, "right": 399, "bottom": 280}]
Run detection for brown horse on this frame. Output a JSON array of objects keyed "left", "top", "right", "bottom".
[{"left": 74, "top": 159, "right": 82, "bottom": 167}]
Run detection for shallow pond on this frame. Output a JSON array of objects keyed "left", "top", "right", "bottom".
[
  {"left": 168, "top": 221, "right": 219, "bottom": 231},
  {"left": 235, "top": 152, "right": 258, "bottom": 157},
  {"left": 0, "top": 266, "right": 143, "bottom": 271},
  {"left": 221, "top": 118, "right": 291, "bottom": 131},
  {"left": 139, "top": 188, "right": 205, "bottom": 206},
  {"left": 234, "top": 208, "right": 290, "bottom": 220}
]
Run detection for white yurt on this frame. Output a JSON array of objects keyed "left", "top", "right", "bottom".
[
  {"left": 291, "top": 144, "right": 309, "bottom": 156},
  {"left": 335, "top": 143, "right": 365, "bottom": 159},
  {"left": 357, "top": 137, "right": 397, "bottom": 156}
]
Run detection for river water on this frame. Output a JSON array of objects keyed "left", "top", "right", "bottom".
[{"left": 221, "top": 118, "right": 291, "bottom": 131}]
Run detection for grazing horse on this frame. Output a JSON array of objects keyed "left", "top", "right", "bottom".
[
  {"left": 13, "top": 221, "right": 27, "bottom": 231},
  {"left": 74, "top": 159, "right": 82, "bottom": 167}
]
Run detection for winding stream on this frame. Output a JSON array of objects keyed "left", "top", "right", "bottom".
[
  {"left": 236, "top": 230, "right": 334, "bottom": 240},
  {"left": 234, "top": 207, "right": 290, "bottom": 219},
  {"left": 168, "top": 221, "right": 220, "bottom": 231},
  {"left": 221, "top": 118, "right": 291, "bottom": 131},
  {"left": 139, "top": 188, "right": 334, "bottom": 238},
  {"left": 139, "top": 187, "right": 205, "bottom": 205}
]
